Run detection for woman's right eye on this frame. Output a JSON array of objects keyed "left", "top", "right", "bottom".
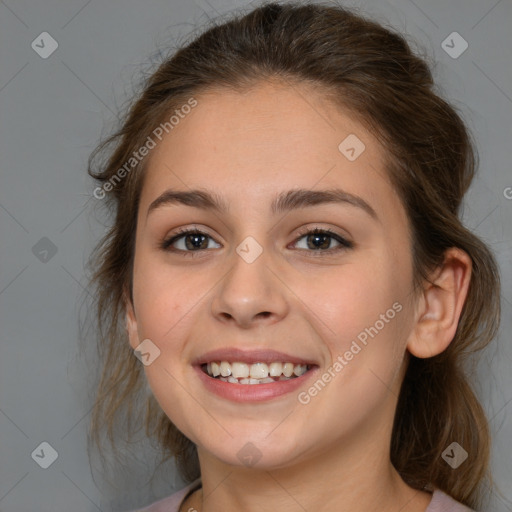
[{"left": 160, "top": 228, "right": 221, "bottom": 255}]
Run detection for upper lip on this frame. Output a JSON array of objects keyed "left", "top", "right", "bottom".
[{"left": 192, "top": 348, "right": 317, "bottom": 366}]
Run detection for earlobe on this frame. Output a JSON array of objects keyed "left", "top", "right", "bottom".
[
  {"left": 407, "top": 247, "right": 472, "bottom": 359},
  {"left": 124, "top": 294, "right": 140, "bottom": 351}
]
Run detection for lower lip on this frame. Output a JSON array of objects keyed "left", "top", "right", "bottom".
[{"left": 194, "top": 365, "right": 318, "bottom": 402}]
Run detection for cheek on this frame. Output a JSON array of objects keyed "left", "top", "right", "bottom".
[
  {"left": 298, "top": 257, "right": 409, "bottom": 410},
  {"left": 299, "top": 259, "right": 403, "bottom": 345},
  {"left": 298, "top": 269, "right": 407, "bottom": 433},
  {"left": 132, "top": 261, "right": 205, "bottom": 432},
  {"left": 132, "top": 250, "right": 207, "bottom": 340}
]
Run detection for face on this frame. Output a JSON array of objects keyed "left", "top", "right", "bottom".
[{"left": 126, "top": 80, "right": 418, "bottom": 471}]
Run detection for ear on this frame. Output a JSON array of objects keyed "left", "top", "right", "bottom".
[
  {"left": 124, "top": 289, "right": 140, "bottom": 351},
  {"left": 407, "top": 247, "right": 472, "bottom": 358}
]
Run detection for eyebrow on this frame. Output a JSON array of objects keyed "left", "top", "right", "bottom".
[{"left": 147, "top": 188, "right": 378, "bottom": 220}]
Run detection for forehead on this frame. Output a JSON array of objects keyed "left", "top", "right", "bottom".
[{"left": 139, "top": 81, "right": 404, "bottom": 224}]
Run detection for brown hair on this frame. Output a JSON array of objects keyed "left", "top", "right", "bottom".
[{"left": 86, "top": 2, "right": 501, "bottom": 508}]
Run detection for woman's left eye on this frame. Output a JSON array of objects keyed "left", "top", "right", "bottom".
[
  {"left": 160, "top": 227, "right": 353, "bottom": 256},
  {"left": 292, "top": 228, "right": 353, "bottom": 252}
]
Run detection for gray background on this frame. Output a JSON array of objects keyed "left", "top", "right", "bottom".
[{"left": 0, "top": 0, "right": 511, "bottom": 510}]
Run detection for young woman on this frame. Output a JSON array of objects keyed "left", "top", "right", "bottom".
[{"left": 86, "top": 3, "right": 501, "bottom": 511}]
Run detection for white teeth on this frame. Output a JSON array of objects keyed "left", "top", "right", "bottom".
[
  {"left": 220, "top": 361, "right": 232, "bottom": 377},
  {"left": 239, "top": 378, "right": 261, "bottom": 385},
  {"left": 231, "top": 362, "right": 250, "bottom": 379},
  {"left": 204, "top": 360, "right": 311, "bottom": 383},
  {"left": 282, "top": 363, "right": 294, "bottom": 377},
  {"left": 250, "top": 363, "right": 269, "bottom": 379},
  {"left": 211, "top": 362, "right": 220, "bottom": 377},
  {"left": 294, "top": 364, "right": 307, "bottom": 376},
  {"left": 269, "top": 362, "right": 283, "bottom": 377}
]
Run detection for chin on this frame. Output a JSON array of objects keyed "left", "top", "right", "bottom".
[{"left": 197, "top": 433, "right": 311, "bottom": 471}]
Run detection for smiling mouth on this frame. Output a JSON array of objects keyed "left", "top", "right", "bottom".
[{"left": 201, "top": 361, "right": 313, "bottom": 384}]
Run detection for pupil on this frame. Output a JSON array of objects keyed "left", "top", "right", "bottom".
[
  {"left": 308, "top": 234, "right": 329, "bottom": 250},
  {"left": 186, "top": 234, "right": 207, "bottom": 250}
]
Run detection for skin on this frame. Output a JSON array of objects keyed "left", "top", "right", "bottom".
[{"left": 125, "top": 80, "right": 472, "bottom": 512}]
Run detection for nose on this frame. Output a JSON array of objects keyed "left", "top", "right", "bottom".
[{"left": 210, "top": 247, "right": 289, "bottom": 329}]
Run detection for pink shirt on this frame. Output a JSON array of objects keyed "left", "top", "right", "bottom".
[{"left": 131, "top": 479, "right": 477, "bottom": 511}]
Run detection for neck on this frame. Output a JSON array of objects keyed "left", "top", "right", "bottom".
[{"left": 192, "top": 424, "right": 431, "bottom": 512}]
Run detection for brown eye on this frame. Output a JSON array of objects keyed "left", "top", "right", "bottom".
[
  {"left": 161, "top": 229, "right": 221, "bottom": 253},
  {"left": 180, "top": 233, "right": 209, "bottom": 250},
  {"left": 304, "top": 232, "right": 334, "bottom": 250},
  {"left": 292, "top": 228, "right": 353, "bottom": 252}
]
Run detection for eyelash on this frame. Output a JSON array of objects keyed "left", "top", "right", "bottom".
[{"left": 159, "top": 226, "right": 353, "bottom": 258}]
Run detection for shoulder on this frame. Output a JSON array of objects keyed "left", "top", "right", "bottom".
[
  {"left": 426, "top": 489, "right": 477, "bottom": 512},
  {"left": 127, "top": 479, "right": 202, "bottom": 512}
]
